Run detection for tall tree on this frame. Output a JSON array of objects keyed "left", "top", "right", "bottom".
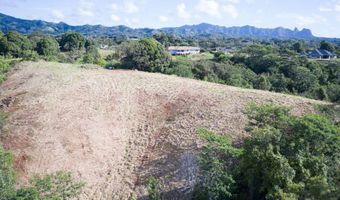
[
  {"left": 36, "top": 37, "right": 59, "bottom": 57},
  {"left": 320, "top": 40, "right": 335, "bottom": 52},
  {"left": 59, "top": 32, "right": 86, "bottom": 52},
  {"left": 120, "top": 38, "right": 171, "bottom": 72}
]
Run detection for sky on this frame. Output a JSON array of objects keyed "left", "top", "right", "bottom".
[{"left": 1, "top": 0, "right": 340, "bottom": 38}]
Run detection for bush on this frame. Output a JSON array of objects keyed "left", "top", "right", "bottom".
[
  {"left": 59, "top": 32, "right": 86, "bottom": 52},
  {"left": 0, "top": 58, "right": 11, "bottom": 83},
  {"left": 119, "top": 38, "right": 171, "bottom": 72},
  {"left": 0, "top": 31, "right": 33, "bottom": 57},
  {"left": 166, "top": 58, "right": 194, "bottom": 78},
  {"left": 147, "top": 176, "right": 161, "bottom": 200},
  {"left": 36, "top": 37, "right": 59, "bottom": 57},
  {"left": 31, "top": 171, "right": 85, "bottom": 200},
  {"left": 195, "top": 104, "right": 340, "bottom": 200},
  {"left": 0, "top": 147, "right": 84, "bottom": 200}
]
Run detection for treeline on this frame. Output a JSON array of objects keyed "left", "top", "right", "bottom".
[
  {"left": 0, "top": 30, "right": 103, "bottom": 65},
  {"left": 194, "top": 104, "right": 340, "bottom": 200},
  {"left": 114, "top": 37, "right": 340, "bottom": 103},
  {"left": 0, "top": 31, "right": 339, "bottom": 103}
]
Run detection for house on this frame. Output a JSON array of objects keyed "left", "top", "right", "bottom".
[
  {"left": 305, "top": 49, "right": 337, "bottom": 60},
  {"left": 167, "top": 46, "right": 201, "bottom": 56}
]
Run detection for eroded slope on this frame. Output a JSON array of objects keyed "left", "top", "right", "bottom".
[{"left": 0, "top": 61, "right": 323, "bottom": 199}]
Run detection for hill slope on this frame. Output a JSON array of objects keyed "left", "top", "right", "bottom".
[
  {"left": 0, "top": 61, "right": 324, "bottom": 199},
  {"left": 0, "top": 12, "right": 315, "bottom": 39}
]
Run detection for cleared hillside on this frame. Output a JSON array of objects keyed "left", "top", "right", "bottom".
[{"left": 0, "top": 61, "right": 325, "bottom": 199}]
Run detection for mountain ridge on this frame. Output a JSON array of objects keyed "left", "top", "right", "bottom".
[{"left": 0, "top": 12, "right": 318, "bottom": 39}]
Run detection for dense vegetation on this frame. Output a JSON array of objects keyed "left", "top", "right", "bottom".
[
  {"left": 194, "top": 104, "right": 340, "bottom": 200},
  {"left": 0, "top": 148, "right": 84, "bottom": 200}
]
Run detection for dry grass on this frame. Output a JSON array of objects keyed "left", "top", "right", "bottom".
[{"left": 0, "top": 61, "right": 327, "bottom": 199}]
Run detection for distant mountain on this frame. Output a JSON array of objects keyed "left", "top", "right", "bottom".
[
  {"left": 0, "top": 12, "right": 315, "bottom": 39},
  {"left": 161, "top": 23, "right": 314, "bottom": 39}
]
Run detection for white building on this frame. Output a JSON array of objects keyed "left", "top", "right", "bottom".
[{"left": 167, "top": 46, "right": 201, "bottom": 56}]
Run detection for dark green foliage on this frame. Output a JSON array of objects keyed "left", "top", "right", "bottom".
[
  {"left": 0, "top": 31, "right": 32, "bottom": 57},
  {"left": 195, "top": 129, "right": 241, "bottom": 200},
  {"left": 147, "top": 176, "right": 161, "bottom": 200},
  {"left": 13, "top": 188, "right": 40, "bottom": 200},
  {"left": 253, "top": 75, "right": 271, "bottom": 90},
  {"left": 196, "top": 104, "right": 340, "bottom": 200},
  {"left": 36, "top": 37, "right": 59, "bottom": 57},
  {"left": 82, "top": 45, "right": 100, "bottom": 64},
  {"left": 243, "top": 45, "right": 280, "bottom": 74},
  {"left": 30, "top": 171, "right": 85, "bottom": 200},
  {"left": 213, "top": 52, "right": 229, "bottom": 63},
  {"left": 0, "top": 57, "right": 11, "bottom": 83},
  {"left": 320, "top": 40, "right": 335, "bottom": 52},
  {"left": 59, "top": 32, "right": 86, "bottom": 52},
  {"left": 289, "top": 67, "right": 318, "bottom": 93},
  {"left": 119, "top": 38, "right": 171, "bottom": 72},
  {"left": 292, "top": 42, "right": 304, "bottom": 53},
  {"left": 326, "top": 84, "right": 340, "bottom": 103},
  {"left": 166, "top": 57, "right": 194, "bottom": 78}
]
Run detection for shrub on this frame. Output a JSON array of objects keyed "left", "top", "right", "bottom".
[
  {"left": 195, "top": 104, "right": 340, "bottom": 200},
  {"left": 119, "top": 38, "right": 171, "bottom": 72},
  {"left": 30, "top": 171, "right": 85, "bottom": 200},
  {"left": 147, "top": 176, "right": 161, "bottom": 200},
  {"left": 0, "top": 147, "right": 84, "bottom": 200},
  {"left": 0, "top": 147, "right": 16, "bottom": 200},
  {"left": 36, "top": 37, "right": 59, "bottom": 57}
]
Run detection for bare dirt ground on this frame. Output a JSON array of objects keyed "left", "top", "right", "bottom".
[{"left": 0, "top": 61, "right": 326, "bottom": 199}]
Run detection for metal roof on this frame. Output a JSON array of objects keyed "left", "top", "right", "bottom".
[{"left": 167, "top": 46, "right": 200, "bottom": 51}]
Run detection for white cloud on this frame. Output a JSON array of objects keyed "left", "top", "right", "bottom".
[
  {"left": 177, "top": 3, "right": 191, "bottom": 19},
  {"left": 223, "top": 4, "right": 239, "bottom": 18},
  {"left": 318, "top": 6, "right": 333, "bottom": 12},
  {"left": 78, "top": 0, "right": 94, "bottom": 17},
  {"left": 196, "top": 0, "right": 220, "bottom": 17},
  {"left": 245, "top": 0, "right": 255, "bottom": 4},
  {"left": 125, "top": 17, "right": 140, "bottom": 26},
  {"left": 336, "top": 4, "right": 340, "bottom": 12},
  {"left": 276, "top": 13, "right": 325, "bottom": 27},
  {"left": 124, "top": 2, "right": 139, "bottom": 14},
  {"left": 226, "top": 0, "right": 240, "bottom": 3},
  {"left": 111, "top": 14, "right": 120, "bottom": 22},
  {"left": 51, "top": 9, "right": 64, "bottom": 20},
  {"left": 159, "top": 16, "right": 169, "bottom": 22},
  {"left": 111, "top": 3, "right": 118, "bottom": 11}
]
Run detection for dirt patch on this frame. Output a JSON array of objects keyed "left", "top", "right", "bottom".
[{"left": 0, "top": 61, "right": 327, "bottom": 199}]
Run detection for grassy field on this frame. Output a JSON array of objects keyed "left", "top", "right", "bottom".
[{"left": 98, "top": 49, "right": 115, "bottom": 58}]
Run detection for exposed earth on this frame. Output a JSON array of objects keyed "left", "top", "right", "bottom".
[{"left": 0, "top": 61, "right": 325, "bottom": 199}]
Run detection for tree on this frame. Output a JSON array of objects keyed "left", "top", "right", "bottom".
[
  {"left": 82, "top": 45, "right": 100, "bottom": 64},
  {"left": 59, "top": 32, "right": 86, "bottom": 52},
  {"left": 253, "top": 75, "right": 271, "bottom": 90},
  {"left": 289, "top": 67, "right": 318, "bottom": 94},
  {"left": 36, "top": 37, "right": 59, "bottom": 57},
  {"left": 120, "top": 38, "right": 171, "bottom": 72},
  {"left": 0, "top": 31, "right": 32, "bottom": 57},
  {"left": 195, "top": 104, "right": 340, "bottom": 200},
  {"left": 320, "top": 41, "right": 335, "bottom": 52},
  {"left": 292, "top": 42, "right": 304, "bottom": 53}
]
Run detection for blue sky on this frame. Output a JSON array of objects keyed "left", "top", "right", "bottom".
[{"left": 1, "top": 0, "right": 340, "bottom": 37}]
